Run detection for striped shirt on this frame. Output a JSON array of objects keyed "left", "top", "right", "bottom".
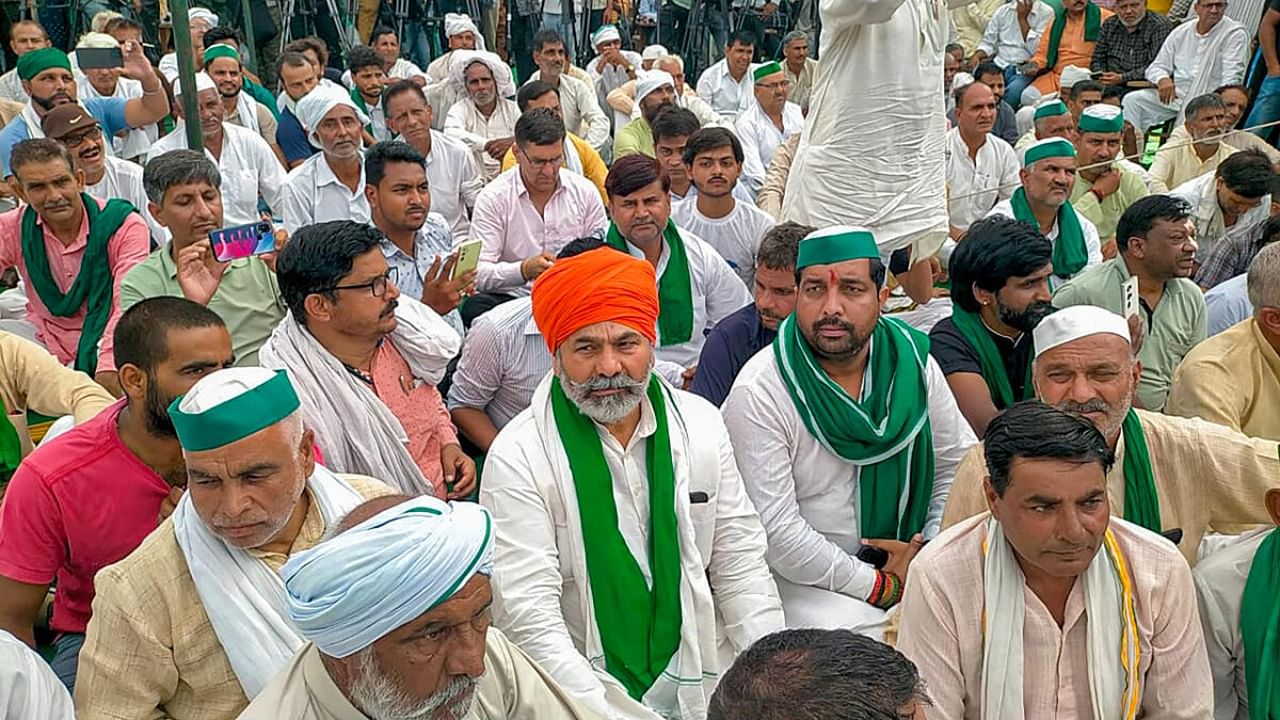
[{"left": 446, "top": 297, "right": 550, "bottom": 430}]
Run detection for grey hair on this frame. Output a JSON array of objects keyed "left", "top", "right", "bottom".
[
  {"left": 781, "top": 30, "right": 808, "bottom": 47},
  {"left": 1248, "top": 241, "right": 1280, "bottom": 314},
  {"left": 656, "top": 54, "right": 684, "bottom": 72},
  {"left": 1185, "top": 93, "right": 1227, "bottom": 123},
  {"left": 143, "top": 149, "right": 222, "bottom": 204}
]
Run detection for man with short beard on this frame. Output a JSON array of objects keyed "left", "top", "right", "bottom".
[
  {"left": 931, "top": 217, "right": 1055, "bottom": 437},
  {"left": 482, "top": 243, "right": 784, "bottom": 720},
  {"left": 202, "top": 45, "right": 284, "bottom": 164},
  {"left": 941, "top": 305, "right": 1280, "bottom": 568},
  {"left": 75, "top": 367, "right": 397, "bottom": 720},
  {"left": 281, "top": 86, "right": 372, "bottom": 234},
  {"left": 0, "top": 297, "right": 233, "bottom": 691},
  {"left": 444, "top": 53, "right": 520, "bottom": 182},
  {"left": 722, "top": 227, "right": 977, "bottom": 636},
  {"left": 615, "top": 70, "right": 677, "bottom": 159},
  {"left": 1070, "top": 104, "right": 1149, "bottom": 253},
  {"left": 275, "top": 51, "right": 324, "bottom": 169},
  {"left": 239, "top": 494, "right": 603, "bottom": 720}
]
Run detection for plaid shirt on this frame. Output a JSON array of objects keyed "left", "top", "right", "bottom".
[
  {"left": 1090, "top": 12, "right": 1173, "bottom": 83},
  {"left": 1196, "top": 216, "right": 1272, "bottom": 289}
]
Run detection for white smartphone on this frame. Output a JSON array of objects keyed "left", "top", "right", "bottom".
[{"left": 1122, "top": 275, "right": 1140, "bottom": 321}]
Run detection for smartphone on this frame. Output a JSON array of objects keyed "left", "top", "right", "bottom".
[
  {"left": 1122, "top": 275, "right": 1140, "bottom": 321},
  {"left": 451, "top": 240, "right": 482, "bottom": 280},
  {"left": 77, "top": 47, "right": 124, "bottom": 70},
  {"left": 855, "top": 544, "right": 889, "bottom": 569},
  {"left": 210, "top": 221, "right": 275, "bottom": 262}
]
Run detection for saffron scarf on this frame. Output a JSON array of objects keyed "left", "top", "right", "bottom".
[
  {"left": 1242, "top": 527, "right": 1280, "bottom": 720},
  {"left": 773, "top": 313, "right": 934, "bottom": 541},
  {"left": 605, "top": 220, "right": 694, "bottom": 346},
  {"left": 21, "top": 195, "right": 134, "bottom": 375},
  {"left": 549, "top": 375, "right": 682, "bottom": 700},
  {"left": 1010, "top": 187, "right": 1089, "bottom": 279},
  {"left": 1044, "top": 0, "right": 1103, "bottom": 70},
  {"left": 949, "top": 307, "right": 1032, "bottom": 410},
  {"left": 1119, "top": 409, "right": 1161, "bottom": 533}
]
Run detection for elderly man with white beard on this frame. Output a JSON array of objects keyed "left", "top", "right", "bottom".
[
  {"left": 280, "top": 85, "right": 372, "bottom": 234},
  {"left": 444, "top": 52, "right": 520, "bottom": 183},
  {"left": 237, "top": 494, "right": 603, "bottom": 720}
]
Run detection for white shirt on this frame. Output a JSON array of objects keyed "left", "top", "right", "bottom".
[
  {"left": 945, "top": 127, "right": 1020, "bottom": 230},
  {"left": 586, "top": 50, "right": 643, "bottom": 98},
  {"left": 424, "top": 129, "right": 483, "bottom": 238},
  {"left": 722, "top": 348, "right": 976, "bottom": 630},
  {"left": 0, "top": 69, "right": 24, "bottom": 103},
  {"left": 1145, "top": 16, "right": 1249, "bottom": 100},
  {"left": 735, "top": 100, "right": 805, "bottom": 198},
  {"left": 976, "top": 0, "right": 1055, "bottom": 67},
  {"left": 1169, "top": 171, "right": 1269, "bottom": 261},
  {"left": 76, "top": 75, "right": 155, "bottom": 160},
  {"left": 527, "top": 71, "right": 611, "bottom": 152},
  {"left": 366, "top": 98, "right": 390, "bottom": 142},
  {"left": 446, "top": 296, "right": 548, "bottom": 429},
  {"left": 151, "top": 122, "right": 287, "bottom": 228},
  {"left": 444, "top": 97, "right": 521, "bottom": 181},
  {"left": 670, "top": 195, "right": 776, "bottom": 287},
  {"left": 86, "top": 155, "right": 165, "bottom": 244},
  {"left": 1192, "top": 527, "right": 1270, "bottom": 720},
  {"left": 279, "top": 151, "right": 370, "bottom": 234},
  {"left": 471, "top": 166, "right": 608, "bottom": 295},
  {"left": 696, "top": 59, "right": 757, "bottom": 121},
  {"left": 343, "top": 57, "right": 429, "bottom": 88},
  {"left": 988, "top": 195, "right": 1104, "bottom": 285},
  {"left": 615, "top": 227, "right": 753, "bottom": 368}
]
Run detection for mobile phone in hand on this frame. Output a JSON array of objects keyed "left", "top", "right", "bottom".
[
  {"left": 77, "top": 47, "right": 124, "bottom": 70},
  {"left": 210, "top": 221, "right": 275, "bottom": 263},
  {"left": 855, "top": 544, "right": 889, "bottom": 569}
]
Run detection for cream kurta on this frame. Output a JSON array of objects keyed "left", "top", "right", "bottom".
[
  {"left": 940, "top": 409, "right": 1280, "bottom": 564},
  {"left": 74, "top": 476, "right": 395, "bottom": 720},
  {"left": 1167, "top": 318, "right": 1280, "bottom": 441},
  {"left": 1193, "top": 527, "right": 1270, "bottom": 720},
  {"left": 237, "top": 631, "right": 606, "bottom": 720},
  {"left": 722, "top": 346, "right": 977, "bottom": 635},
  {"left": 783, "top": 0, "right": 950, "bottom": 261},
  {"left": 898, "top": 513, "right": 1213, "bottom": 720}
]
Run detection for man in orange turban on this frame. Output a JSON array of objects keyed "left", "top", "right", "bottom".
[{"left": 481, "top": 244, "right": 784, "bottom": 720}]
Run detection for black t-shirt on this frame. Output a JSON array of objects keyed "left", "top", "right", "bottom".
[{"left": 929, "top": 316, "right": 1034, "bottom": 407}]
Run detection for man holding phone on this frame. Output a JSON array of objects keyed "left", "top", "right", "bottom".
[{"left": 74, "top": 33, "right": 157, "bottom": 164}]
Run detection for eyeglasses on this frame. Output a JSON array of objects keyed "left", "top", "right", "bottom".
[
  {"left": 757, "top": 79, "right": 791, "bottom": 91},
  {"left": 62, "top": 126, "right": 102, "bottom": 148},
  {"left": 519, "top": 145, "right": 564, "bottom": 170},
  {"left": 330, "top": 271, "right": 391, "bottom": 297}
]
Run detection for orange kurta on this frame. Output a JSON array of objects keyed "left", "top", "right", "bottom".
[{"left": 1030, "top": 7, "right": 1115, "bottom": 94}]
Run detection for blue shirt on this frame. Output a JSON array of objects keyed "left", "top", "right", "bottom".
[
  {"left": 0, "top": 97, "right": 130, "bottom": 177},
  {"left": 277, "top": 107, "right": 318, "bottom": 166},
  {"left": 690, "top": 302, "right": 774, "bottom": 407},
  {"left": 1205, "top": 273, "right": 1253, "bottom": 337}
]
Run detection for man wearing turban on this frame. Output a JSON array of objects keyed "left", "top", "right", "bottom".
[
  {"left": 426, "top": 13, "right": 486, "bottom": 83},
  {"left": 482, "top": 243, "right": 784, "bottom": 720},
  {"left": 239, "top": 494, "right": 601, "bottom": 719}
]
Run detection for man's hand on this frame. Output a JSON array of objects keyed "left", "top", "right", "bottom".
[
  {"left": 1157, "top": 77, "right": 1177, "bottom": 104},
  {"left": 1126, "top": 313, "right": 1146, "bottom": 355},
  {"left": 863, "top": 534, "right": 926, "bottom": 583},
  {"left": 484, "top": 137, "right": 514, "bottom": 160},
  {"left": 440, "top": 443, "right": 477, "bottom": 499},
  {"left": 520, "top": 252, "right": 555, "bottom": 281},
  {"left": 119, "top": 40, "right": 154, "bottom": 82},
  {"left": 176, "top": 240, "right": 230, "bottom": 306},
  {"left": 421, "top": 253, "right": 475, "bottom": 315},
  {"left": 158, "top": 487, "right": 184, "bottom": 523},
  {"left": 1021, "top": 62, "right": 1039, "bottom": 77},
  {"left": 259, "top": 228, "right": 288, "bottom": 273},
  {"left": 1091, "top": 169, "right": 1121, "bottom": 198},
  {"left": 681, "top": 365, "right": 697, "bottom": 390},
  {"left": 1098, "top": 71, "right": 1124, "bottom": 85}
]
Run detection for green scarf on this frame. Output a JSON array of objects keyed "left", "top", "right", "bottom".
[
  {"left": 1119, "top": 409, "right": 1161, "bottom": 533},
  {"left": 949, "top": 307, "right": 1033, "bottom": 411},
  {"left": 0, "top": 397, "right": 22, "bottom": 481},
  {"left": 1010, "top": 187, "right": 1088, "bottom": 279},
  {"left": 244, "top": 78, "right": 281, "bottom": 120},
  {"left": 21, "top": 195, "right": 135, "bottom": 375},
  {"left": 1044, "top": 0, "right": 1103, "bottom": 70},
  {"left": 773, "top": 314, "right": 935, "bottom": 540},
  {"left": 349, "top": 86, "right": 375, "bottom": 136},
  {"left": 550, "top": 375, "right": 683, "bottom": 700},
  {"left": 605, "top": 220, "right": 693, "bottom": 346},
  {"left": 1242, "top": 528, "right": 1280, "bottom": 720}
]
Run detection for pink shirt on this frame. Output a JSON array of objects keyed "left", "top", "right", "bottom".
[
  {"left": 0, "top": 199, "right": 152, "bottom": 373},
  {"left": 0, "top": 400, "right": 172, "bottom": 634},
  {"left": 371, "top": 339, "right": 459, "bottom": 497}
]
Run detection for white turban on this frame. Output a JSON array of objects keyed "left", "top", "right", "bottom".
[
  {"left": 188, "top": 6, "right": 218, "bottom": 27},
  {"left": 0, "top": 631, "right": 74, "bottom": 720},
  {"left": 443, "top": 13, "right": 486, "bottom": 51},
  {"left": 296, "top": 84, "right": 369, "bottom": 147},
  {"left": 642, "top": 44, "right": 668, "bottom": 61},
  {"left": 172, "top": 71, "right": 217, "bottom": 98},
  {"left": 636, "top": 70, "right": 675, "bottom": 103},
  {"left": 1033, "top": 305, "right": 1130, "bottom": 355},
  {"left": 449, "top": 50, "right": 515, "bottom": 100},
  {"left": 282, "top": 496, "right": 496, "bottom": 658},
  {"left": 592, "top": 24, "right": 621, "bottom": 49}
]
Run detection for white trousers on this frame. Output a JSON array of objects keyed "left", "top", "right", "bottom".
[
  {"left": 774, "top": 576, "right": 889, "bottom": 640},
  {"left": 1123, "top": 88, "right": 1182, "bottom": 134}
]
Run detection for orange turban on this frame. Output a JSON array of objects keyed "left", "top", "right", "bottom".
[{"left": 531, "top": 246, "right": 660, "bottom": 354}]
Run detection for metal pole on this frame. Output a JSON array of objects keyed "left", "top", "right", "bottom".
[
  {"left": 239, "top": 0, "right": 259, "bottom": 74},
  {"left": 168, "top": 0, "right": 205, "bottom": 148}
]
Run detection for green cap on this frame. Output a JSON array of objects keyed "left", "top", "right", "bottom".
[
  {"left": 169, "top": 368, "right": 301, "bottom": 452},
  {"left": 797, "top": 226, "right": 880, "bottom": 270},
  {"left": 752, "top": 61, "right": 783, "bottom": 82},
  {"left": 202, "top": 43, "right": 241, "bottom": 66},
  {"left": 17, "top": 48, "right": 71, "bottom": 81},
  {"left": 1033, "top": 100, "right": 1069, "bottom": 120},
  {"left": 1078, "top": 104, "right": 1124, "bottom": 134},
  {"left": 1023, "top": 137, "right": 1076, "bottom": 167}
]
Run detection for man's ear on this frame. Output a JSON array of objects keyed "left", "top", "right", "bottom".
[
  {"left": 983, "top": 476, "right": 1001, "bottom": 518},
  {"left": 1265, "top": 488, "right": 1280, "bottom": 527},
  {"left": 117, "top": 362, "right": 147, "bottom": 400}
]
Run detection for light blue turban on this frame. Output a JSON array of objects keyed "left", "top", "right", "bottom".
[{"left": 282, "top": 496, "right": 494, "bottom": 658}]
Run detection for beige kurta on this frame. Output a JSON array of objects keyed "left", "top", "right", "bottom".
[
  {"left": 940, "top": 409, "right": 1280, "bottom": 564},
  {"left": 237, "top": 630, "right": 606, "bottom": 720},
  {"left": 74, "top": 476, "right": 395, "bottom": 720},
  {"left": 1167, "top": 318, "right": 1280, "bottom": 441},
  {"left": 898, "top": 513, "right": 1213, "bottom": 720}
]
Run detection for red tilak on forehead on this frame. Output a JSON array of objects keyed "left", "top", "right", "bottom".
[{"left": 829, "top": 268, "right": 838, "bottom": 284}]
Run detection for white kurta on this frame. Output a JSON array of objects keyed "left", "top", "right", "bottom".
[
  {"left": 0, "top": 69, "right": 24, "bottom": 104},
  {"left": 151, "top": 122, "right": 288, "bottom": 228},
  {"left": 783, "top": 0, "right": 950, "bottom": 261},
  {"left": 987, "top": 196, "right": 1104, "bottom": 285},
  {"left": 424, "top": 129, "right": 484, "bottom": 238},
  {"left": 695, "top": 59, "right": 758, "bottom": 121},
  {"left": 614, "top": 227, "right": 753, "bottom": 369},
  {"left": 0, "top": 630, "right": 73, "bottom": 719},
  {"left": 279, "top": 151, "right": 371, "bottom": 234},
  {"left": 669, "top": 196, "right": 777, "bottom": 288},
  {"left": 722, "top": 347, "right": 977, "bottom": 635},
  {"left": 482, "top": 377, "right": 785, "bottom": 720},
  {"left": 735, "top": 100, "right": 805, "bottom": 198},
  {"left": 532, "top": 72, "right": 612, "bottom": 152},
  {"left": 87, "top": 155, "right": 165, "bottom": 244},
  {"left": 76, "top": 75, "right": 155, "bottom": 160},
  {"left": 1193, "top": 527, "right": 1269, "bottom": 720},
  {"left": 444, "top": 97, "right": 521, "bottom": 182},
  {"left": 1122, "top": 16, "right": 1248, "bottom": 133},
  {"left": 975, "top": 0, "right": 1055, "bottom": 66},
  {"left": 945, "top": 127, "right": 1020, "bottom": 231}
]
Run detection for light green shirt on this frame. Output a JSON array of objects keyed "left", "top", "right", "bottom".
[
  {"left": 1070, "top": 167, "right": 1150, "bottom": 244},
  {"left": 119, "top": 243, "right": 287, "bottom": 367},
  {"left": 1053, "top": 255, "right": 1206, "bottom": 412},
  {"left": 613, "top": 117, "right": 655, "bottom": 160}
]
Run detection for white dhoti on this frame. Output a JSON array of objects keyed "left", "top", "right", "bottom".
[{"left": 1122, "top": 88, "right": 1181, "bottom": 134}]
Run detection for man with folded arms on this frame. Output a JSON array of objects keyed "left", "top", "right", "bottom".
[
  {"left": 239, "top": 494, "right": 600, "bottom": 719},
  {"left": 1071, "top": 104, "right": 1149, "bottom": 254},
  {"left": 899, "top": 400, "right": 1213, "bottom": 718}
]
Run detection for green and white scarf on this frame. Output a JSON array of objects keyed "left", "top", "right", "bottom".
[
  {"left": 1242, "top": 527, "right": 1280, "bottom": 720},
  {"left": 950, "top": 307, "right": 1032, "bottom": 410},
  {"left": 1044, "top": 0, "right": 1103, "bottom": 70},
  {"left": 773, "top": 313, "right": 935, "bottom": 540},
  {"left": 1010, "top": 187, "right": 1089, "bottom": 279},
  {"left": 605, "top": 220, "right": 694, "bottom": 347}
]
